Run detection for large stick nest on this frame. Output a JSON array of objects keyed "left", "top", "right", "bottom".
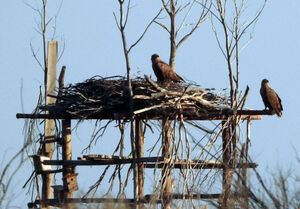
[{"left": 43, "top": 76, "right": 230, "bottom": 119}]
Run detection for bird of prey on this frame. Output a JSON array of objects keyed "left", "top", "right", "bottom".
[
  {"left": 151, "top": 54, "right": 184, "bottom": 83},
  {"left": 260, "top": 79, "right": 283, "bottom": 117}
]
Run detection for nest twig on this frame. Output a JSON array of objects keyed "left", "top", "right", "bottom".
[{"left": 42, "top": 75, "right": 230, "bottom": 119}]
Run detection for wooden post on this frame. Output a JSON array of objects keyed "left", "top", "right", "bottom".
[
  {"left": 42, "top": 41, "right": 57, "bottom": 209},
  {"left": 221, "top": 121, "right": 232, "bottom": 209},
  {"left": 62, "top": 119, "right": 73, "bottom": 208},
  {"left": 131, "top": 124, "right": 138, "bottom": 209},
  {"left": 162, "top": 118, "right": 172, "bottom": 209},
  {"left": 242, "top": 119, "right": 251, "bottom": 209},
  {"left": 135, "top": 120, "right": 144, "bottom": 209}
]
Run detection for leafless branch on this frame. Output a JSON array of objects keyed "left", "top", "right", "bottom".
[
  {"left": 128, "top": 8, "right": 163, "bottom": 53},
  {"left": 154, "top": 20, "right": 171, "bottom": 33},
  {"left": 161, "top": 0, "right": 171, "bottom": 14},
  {"left": 177, "top": 0, "right": 210, "bottom": 48},
  {"left": 30, "top": 42, "right": 44, "bottom": 71},
  {"left": 0, "top": 144, "right": 29, "bottom": 206}
]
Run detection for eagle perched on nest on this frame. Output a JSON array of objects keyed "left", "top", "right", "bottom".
[
  {"left": 260, "top": 79, "right": 283, "bottom": 117},
  {"left": 151, "top": 54, "right": 184, "bottom": 83}
]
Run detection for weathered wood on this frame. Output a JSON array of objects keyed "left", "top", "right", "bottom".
[
  {"left": 135, "top": 119, "right": 144, "bottom": 209},
  {"left": 221, "top": 121, "right": 233, "bottom": 209},
  {"left": 42, "top": 41, "right": 57, "bottom": 209},
  {"left": 62, "top": 119, "right": 73, "bottom": 208},
  {"left": 243, "top": 119, "right": 251, "bottom": 209},
  {"left": 32, "top": 198, "right": 143, "bottom": 207},
  {"left": 161, "top": 118, "right": 172, "bottom": 209},
  {"left": 56, "top": 66, "right": 66, "bottom": 104},
  {"left": 43, "top": 157, "right": 163, "bottom": 166},
  {"left": 31, "top": 193, "right": 221, "bottom": 206},
  {"left": 44, "top": 41, "right": 57, "bottom": 154},
  {"left": 42, "top": 158, "right": 258, "bottom": 169},
  {"left": 16, "top": 109, "right": 271, "bottom": 120},
  {"left": 144, "top": 162, "right": 257, "bottom": 169},
  {"left": 31, "top": 192, "right": 251, "bottom": 207},
  {"left": 145, "top": 193, "right": 221, "bottom": 200}
]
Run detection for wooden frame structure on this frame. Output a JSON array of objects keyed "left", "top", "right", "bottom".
[{"left": 18, "top": 41, "right": 273, "bottom": 209}]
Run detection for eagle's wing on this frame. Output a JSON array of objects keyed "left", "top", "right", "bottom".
[
  {"left": 276, "top": 93, "right": 283, "bottom": 111},
  {"left": 152, "top": 62, "right": 164, "bottom": 82},
  {"left": 260, "top": 86, "right": 270, "bottom": 109},
  {"left": 157, "top": 61, "right": 184, "bottom": 83},
  {"left": 266, "top": 87, "right": 283, "bottom": 117}
]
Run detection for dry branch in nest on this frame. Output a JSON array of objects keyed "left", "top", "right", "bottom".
[{"left": 41, "top": 75, "right": 230, "bottom": 119}]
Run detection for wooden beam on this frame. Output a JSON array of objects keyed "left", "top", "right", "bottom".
[
  {"left": 135, "top": 119, "right": 144, "bottom": 209},
  {"left": 242, "top": 119, "right": 251, "bottom": 209},
  {"left": 62, "top": 119, "right": 72, "bottom": 209},
  {"left": 32, "top": 198, "right": 143, "bottom": 207},
  {"left": 31, "top": 193, "right": 222, "bottom": 206},
  {"left": 161, "top": 118, "right": 172, "bottom": 209},
  {"left": 44, "top": 41, "right": 57, "bottom": 154},
  {"left": 221, "top": 121, "right": 233, "bottom": 209},
  {"left": 42, "top": 158, "right": 258, "bottom": 168},
  {"left": 43, "top": 157, "right": 164, "bottom": 166},
  {"left": 144, "top": 162, "right": 257, "bottom": 169},
  {"left": 144, "top": 193, "right": 221, "bottom": 201},
  {"left": 16, "top": 109, "right": 273, "bottom": 120},
  {"left": 42, "top": 41, "right": 57, "bottom": 209}
]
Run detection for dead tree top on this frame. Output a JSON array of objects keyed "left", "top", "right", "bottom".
[{"left": 40, "top": 75, "right": 234, "bottom": 120}]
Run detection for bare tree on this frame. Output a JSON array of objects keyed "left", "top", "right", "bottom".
[
  {"left": 157, "top": 0, "right": 209, "bottom": 67},
  {"left": 26, "top": 0, "right": 64, "bottom": 88},
  {"left": 205, "top": 1, "right": 267, "bottom": 208},
  {"left": 209, "top": 0, "right": 266, "bottom": 106},
  {"left": 113, "top": 0, "right": 161, "bottom": 201},
  {"left": 16, "top": 1, "right": 300, "bottom": 209}
]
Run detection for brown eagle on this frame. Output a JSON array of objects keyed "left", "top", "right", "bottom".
[
  {"left": 151, "top": 54, "right": 184, "bottom": 83},
  {"left": 260, "top": 79, "right": 283, "bottom": 117}
]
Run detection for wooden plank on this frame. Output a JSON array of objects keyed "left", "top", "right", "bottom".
[
  {"left": 42, "top": 41, "right": 57, "bottom": 209},
  {"left": 62, "top": 119, "right": 73, "bottom": 209},
  {"left": 144, "top": 162, "right": 257, "bottom": 169},
  {"left": 16, "top": 109, "right": 270, "bottom": 120},
  {"left": 221, "top": 121, "right": 233, "bottom": 209},
  {"left": 243, "top": 119, "right": 251, "bottom": 209},
  {"left": 44, "top": 41, "right": 57, "bottom": 154},
  {"left": 43, "top": 157, "right": 164, "bottom": 165},
  {"left": 135, "top": 119, "right": 144, "bottom": 209},
  {"left": 32, "top": 198, "right": 142, "bottom": 207},
  {"left": 31, "top": 192, "right": 251, "bottom": 207},
  {"left": 56, "top": 66, "right": 66, "bottom": 104},
  {"left": 144, "top": 193, "right": 221, "bottom": 201},
  {"left": 42, "top": 159, "right": 258, "bottom": 168},
  {"left": 161, "top": 118, "right": 172, "bottom": 209},
  {"left": 31, "top": 193, "right": 221, "bottom": 206}
]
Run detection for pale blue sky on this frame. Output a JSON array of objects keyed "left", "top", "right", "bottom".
[{"left": 0, "top": 0, "right": 299, "bottom": 207}]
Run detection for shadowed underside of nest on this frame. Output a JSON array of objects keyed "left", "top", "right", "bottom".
[{"left": 42, "top": 76, "right": 230, "bottom": 119}]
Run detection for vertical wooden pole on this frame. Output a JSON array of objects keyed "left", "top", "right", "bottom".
[
  {"left": 131, "top": 122, "right": 138, "bottom": 209},
  {"left": 135, "top": 119, "right": 144, "bottom": 209},
  {"left": 162, "top": 118, "right": 172, "bottom": 209},
  {"left": 222, "top": 121, "right": 232, "bottom": 209},
  {"left": 42, "top": 41, "right": 57, "bottom": 209},
  {"left": 62, "top": 119, "right": 72, "bottom": 209},
  {"left": 242, "top": 119, "right": 251, "bottom": 209},
  {"left": 231, "top": 118, "right": 238, "bottom": 166}
]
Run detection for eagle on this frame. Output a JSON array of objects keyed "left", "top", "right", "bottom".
[
  {"left": 151, "top": 54, "right": 184, "bottom": 83},
  {"left": 260, "top": 79, "right": 283, "bottom": 117}
]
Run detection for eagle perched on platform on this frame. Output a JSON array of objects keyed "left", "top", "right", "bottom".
[
  {"left": 260, "top": 79, "right": 283, "bottom": 117},
  {"left": 151, "top": 54, "right": 184, "bottom": 83}
]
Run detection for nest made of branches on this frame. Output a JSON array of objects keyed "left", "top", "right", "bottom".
[{"left": 42, "top": 76, "right": 230, "bottom": 119}]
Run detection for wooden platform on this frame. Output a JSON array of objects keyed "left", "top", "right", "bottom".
[
  {"left": 41, "top": 157, "right": 257, "bottom": 169},
  {"left": 16, "top": 109, "right": 273, "bottom": 120},
  {"left": 29, "top": 193, "right": 221, "bottom": 207}
]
